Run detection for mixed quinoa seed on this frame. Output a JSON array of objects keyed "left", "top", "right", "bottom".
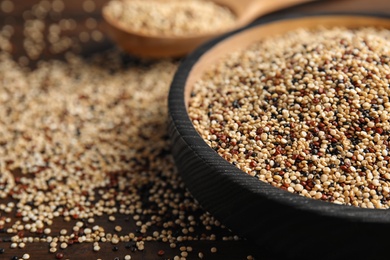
[
  {"left": 105, "top": 0, "right": 236, "bottom": 36},
  {"left": 189, "top": 26, "right": 390, "bottom": 209},
  {"left": 0, "top": 51, "right": 254, "bottom": 259},
  {"left": 0, "top": 0, "right": 259, "bottom": 258}
]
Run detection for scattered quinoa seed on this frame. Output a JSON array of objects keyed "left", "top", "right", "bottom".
[
  {"left": 0, "top": 2, "right": 250, "bottom": 256},
  {"left": 114, "top": 225, "right": 122, "bottom": 232}
]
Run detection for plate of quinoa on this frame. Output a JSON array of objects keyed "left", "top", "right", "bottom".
[{"left": 169, "top": 14, "right": 390, "bottom": 259}]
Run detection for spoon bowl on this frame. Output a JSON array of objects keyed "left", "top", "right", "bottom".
[{"left": 102, "top": 0, "right": 317, "bottom": 58}]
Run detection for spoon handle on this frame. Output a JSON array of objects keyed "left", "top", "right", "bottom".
[{"left": 235, "top": 0, "right": 318, "bottom": 27}]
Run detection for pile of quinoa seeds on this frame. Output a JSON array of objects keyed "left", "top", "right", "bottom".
[
  {"left": 189, "top": 26, "right": 390, "bottom": 209},
  {"left": 105, "top": 0, "right": 236, "bottom": 36}
]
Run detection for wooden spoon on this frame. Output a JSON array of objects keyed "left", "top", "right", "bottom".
[{"left": 102, "top": 0, "right": 318, "bottom": 58}]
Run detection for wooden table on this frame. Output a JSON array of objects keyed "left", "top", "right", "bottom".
[{"left": 0, "top": 0, "right": 389, "bottom": 259}]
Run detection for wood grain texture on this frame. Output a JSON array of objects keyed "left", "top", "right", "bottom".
[{"left": 168, "top": 13, "right": 390, "bottom": 260}]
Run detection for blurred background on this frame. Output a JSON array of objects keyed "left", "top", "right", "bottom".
[{"left": 0, "top": 0, "right": 389, "bottom": 65}]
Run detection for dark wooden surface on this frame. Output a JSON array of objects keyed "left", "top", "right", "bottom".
[{"left": 0, "top": 0, "right": 389, "bottom": 259}]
